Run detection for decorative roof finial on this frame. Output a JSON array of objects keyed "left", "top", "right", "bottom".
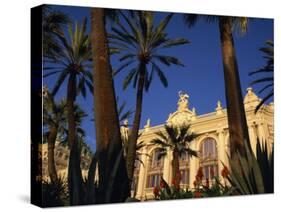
[
  {"left": 177, "top": 91, "right": 189, "bottom": 111},
  {"left": 216, "top": 100, "right": 223, "bottom": 115},
  {"left": 144, "top": 118, "right": 151, "bottom": 130}
]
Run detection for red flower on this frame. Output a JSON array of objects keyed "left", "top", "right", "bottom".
[
  {"left": 160, "top": 180, "right": 165, "bottom": 189},
  {"left": 221, "top": 165, "right": 229, "bottom": 178},
  {"left": 153, "top": 186, "right": 159, "bottom": 196},
  {"left": 194, "top": 191, "right": 202, "bottom": 198}
]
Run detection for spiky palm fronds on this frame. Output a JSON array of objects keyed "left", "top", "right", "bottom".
[
  {"left": 43, "top": 6, "right": 70, "bottom": 61},
  {"left": 41, "top": 176, "right": 69, "bottom": 207},
  {"left": 249, "top": 40, "right": 274, "bottom": 112},
  {"left": 183, "top": 14, "right": 248, "bottom": 35},
  {"left": 151, "top": 124, "right": 198, "bottom": 158},
  {"left": 227, "top": 139, "right": 273, "bottom": 194},
  {"left": 43, "top": 88, "right": 67, "bottom": 142},
  {"left": 44, "top": 17, "right": 93, "bottom": 99},
  {"left": 109, "top": 11, "right": 189, "bottom": 91},
  {"left": 117, "top": 97, "right": 133, "bottom": 123},
  {"left": 43, "top": 89, "right": 87, "bottom": 141}
]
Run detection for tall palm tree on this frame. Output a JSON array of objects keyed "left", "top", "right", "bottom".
[
  {"left": 42, "top": 6, "right": 69, "bottom": 61},
  {"left": 43, "top": 87, "right": 67, "bottom": 183},
  {"left": 109, "top": 11, "right": 189, "bottom": 185},
  {"left": 151, "top": 124, "right": 197, "bottom": 188},
  {"left": 249, "top": 40, "right": 274, "bottom": 112},
  {"left": 43, "top": 87, "right": 88, "bottom": 184},
  {"left": 90, "top": 8, "right": 130, "bottom": 203},
  {"left": 44, "top": 18, "right": 93, "bottom": 205},
  {"left": 183, "top": 15, "right": 250, "bottom": 158}
]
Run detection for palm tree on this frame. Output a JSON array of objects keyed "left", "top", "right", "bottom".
[
  {"left": 42, "top": 6, "right": 69, "bottom": 61},
  {"left": 44, "top": 18, "right": 93, "bottom": 205},
  {"left": 151, "top": 124, "right": 197, "bottom": 188},
  {"left": 43, "top": 87, "right": 66, "bottom": 183},
  {"left": 90, "top": 8, "right": 130, "bottom": 203},
  {"left": 43, "top": 86, "right": 88, "bottom": 184},
  {"left": 183, "top": 15, "right": 250, "bottom": 158},
  {"left": 109, "top": 11, "right": 189, "bottom": 185},
  {"left": 249, "top": 40, "right": 274, "bottom": 112}
]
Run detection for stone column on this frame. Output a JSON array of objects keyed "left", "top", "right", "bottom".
[
  {"left": 188, "top": 139, "right": 198, "bottom": 189},
  {"left": 248, "top": 122, "right": 257, "bottom": 156},
  {"left": 163, "top": 149, "right": 172, "bottom": 184},
  {"left": 136, "top": 146, "right": 148, "bottom": 199},
  {"left": 217, "top": 128, "right": 226, "bottom": 182}
]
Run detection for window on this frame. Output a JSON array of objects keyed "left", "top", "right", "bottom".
[
  {"left": 200, "top": 138, "right": 218, "bottom": 180},
  {"left": 146, "top": 148, "right": 164, "bottom": 188},
  {"left": 151, "top": 149, "right": 164, "bottom": 168},
  {"left": 201, "top": 138, "right": 217, "bottom": 159},
  {"left": 146, "top": 174, "right": 162, "bottom": 188},
  {"left": 180, "top": 169, "right": 189, "bottom": 185},
  {"left": 179, "top": 152, "right": 190, "bottom": 186}
]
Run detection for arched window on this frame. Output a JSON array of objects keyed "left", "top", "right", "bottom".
[
  {"left": 179, "top": 152, "right": 190, "bottom": 186},
  {"left": 146, "top": 148, "right": 164, "bottom": 188},
  {"left": 199, "top": 137, "right": 218, "bottom": 181}
]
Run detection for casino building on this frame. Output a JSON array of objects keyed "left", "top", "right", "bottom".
[{"left": 124, "top": 88, "right": 274, "bottom": 200}]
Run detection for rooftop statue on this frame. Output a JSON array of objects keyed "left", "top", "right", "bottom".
[{"left": 177, "top": 90, "right": 189, "bottom": 111}]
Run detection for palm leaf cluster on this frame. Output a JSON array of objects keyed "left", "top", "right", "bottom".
[
  {"left": 44, "top": 17, "right": 93, "bottom": 98},
  {"left": 43, "top": 87, "right": 67, "bottom": 142},
  {"left": 58, "top": 102, "right": 87, "bottom": 146},
  {"left": 249, "top": 40, "right": 274, "bottom": 112},
  {"left": 134, "top": 140, "right": 150, "bottom": 168},
  {"left": 227, "top": 139, "right": 273, "bottom": 194},
  {"left": 183, "top": 14, "right": 248, "bottom": 34},
  {"left": 117, "top": 97, "right": 134, "bottom": 123},
  {"left": 43, "top": 6, "right": 70, "bottom": 61},
  {"left": 109, "top": 11, "right": 189, "bottom": 91},
  {"left": 151, "top": 124, "right": 198, "bottom": 158}
]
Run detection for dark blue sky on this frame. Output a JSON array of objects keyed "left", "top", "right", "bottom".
[{"left": 44, "top": 5, "right": 273, "bottom": 151}]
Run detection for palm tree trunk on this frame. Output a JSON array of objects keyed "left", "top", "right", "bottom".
[
  {"left": 67, "top": 72, "right": 84, "bottom": 205},
  {"left": 218, "top": 17, "right": 251, "bottom": 158},
  {"left": 126, "top": 62, "right": 146, "bottom": 188},
  {"left": 172, "top": 148, "right": 180, "bottom": 188},
  {"left": 91, "top": 8, "right": 129, "bottom": 203},
  {"left": 47, "top": 125, "right": 58, "bottom": 183}
]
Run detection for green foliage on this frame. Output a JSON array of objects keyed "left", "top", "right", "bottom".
[
  {"left": 153, "top": 176, "right": 233, "bottom": 200},
  {"left": 183, "top": 14, "right": 248, "bottom": 35},
  {"left": 151, "top": 124, "right": 198, "bottom": 158},
  {"left": 227, "top": 139, "right": 273, "bottom": 194},
  {"left": 44, "top": 17, "right": 93, "bottom": 99},
  {"left": 43, "top": 6, "right": 70, "bottom": 61},
  {"left": 43, "top": 87, "right": 88, "bottom": 146},
  {"left": 109, "top": 11, "right": 189, "bottom": 91},
  {"left": 41, "top": 177, "right": 69, "bottom": 207},
  {"left": 249, "top": 40, "right": 274, "bottom": 112}
]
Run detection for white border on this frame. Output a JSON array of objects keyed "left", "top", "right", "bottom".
[{"left": 0, "top": 0, "right": 279, "bottom": 211}]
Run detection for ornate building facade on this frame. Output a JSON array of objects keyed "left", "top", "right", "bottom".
[
  {"left": 40, "top": 142, "right": 92, "bottom": 181},
  {"left": 127, "top": 88, "right": 274, "bottom": 200}
]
